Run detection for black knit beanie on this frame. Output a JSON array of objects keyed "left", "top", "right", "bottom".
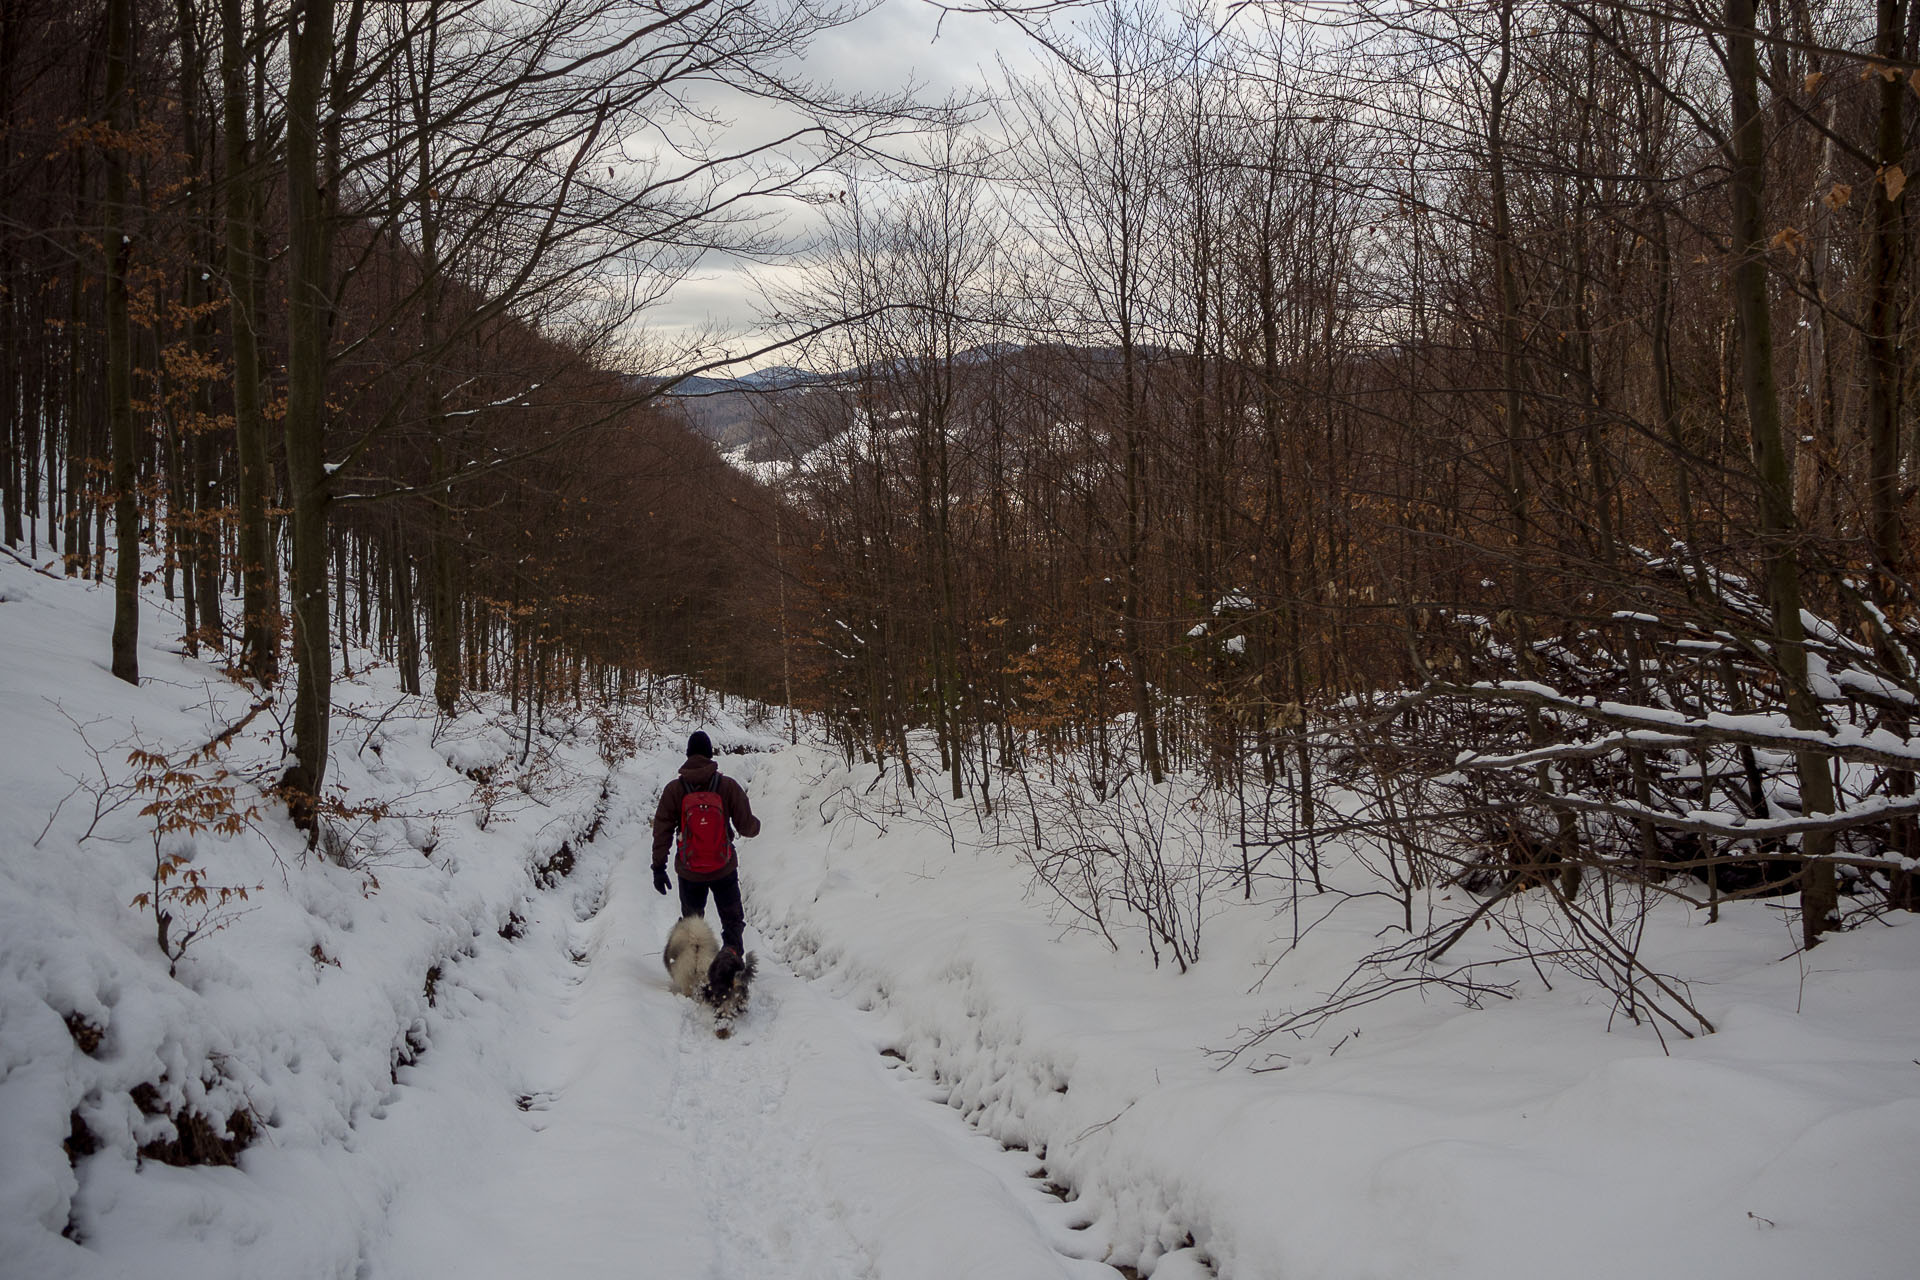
[{"left": 687, "top": 731, "right": 714, "bottom": 758}]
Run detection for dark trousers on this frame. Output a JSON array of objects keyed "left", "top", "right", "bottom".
[{"left": 678, "top": 872, "right": 744, "bottom": 953}]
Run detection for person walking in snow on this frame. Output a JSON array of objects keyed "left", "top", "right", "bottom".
[{"left": 652, "top": 730, "right": 760, "bottom": 956}]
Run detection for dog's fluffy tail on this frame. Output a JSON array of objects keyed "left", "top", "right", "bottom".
[{"left": 663, "top": 915, "right": 719, "bottom": 998}]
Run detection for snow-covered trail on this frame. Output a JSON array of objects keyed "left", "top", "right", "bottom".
[{"left": 359, "top": 764, "right": 1114, "bottom": 1280}]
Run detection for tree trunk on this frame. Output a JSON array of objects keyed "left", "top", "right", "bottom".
[
  {"left": 1864, "top": 0, "right": 1915, "bottom": 910},
  {"left": 282, "top": 0, "right": 335, "bottom": 820},
  {"left": 1726, "top": 0, "right": 1838, "bottom": 947},
  {"left": 222, "top": 0, "right": 277, "bottom": 683},
  {"left": 105, "top": 0, "right": 138, "bottom": 685}
]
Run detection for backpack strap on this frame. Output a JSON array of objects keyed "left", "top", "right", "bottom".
[{"left": 678, "top": 771, "right": 726, "bottom": 817}]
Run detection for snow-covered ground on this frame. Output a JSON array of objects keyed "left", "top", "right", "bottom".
[{"left": 3, "top": 549, "right": 1917, "bottom": 1279}]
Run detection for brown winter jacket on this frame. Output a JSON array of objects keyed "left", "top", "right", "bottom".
[{"left": 651, "top": 756, "right": 760, "bottom": 881}]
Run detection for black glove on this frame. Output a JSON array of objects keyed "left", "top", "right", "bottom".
[{"left": 653, "top": 864, "right": 671, "bottom": 895}]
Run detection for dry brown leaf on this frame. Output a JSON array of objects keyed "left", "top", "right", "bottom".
[
  {"left": 1882, "top": 63, "right": 1904, "bottom": 83},
  {"left": 1824, "top": 182, "right": 1853, "bottom": 210},
  {"left": 1911, "top": 68, "right": 1920, "bottom": 96},
  {"left": 1805, "top": 71, "right": 1825, "bottom": 94},
  {"left": 1886, "top": 165, "right": 1909, "bottom": 202},
  {"left": 1770, "top": 225, "right": 1805, "bottom": 254}
]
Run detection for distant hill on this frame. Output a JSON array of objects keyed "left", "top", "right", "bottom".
[{"left": 649, "top": 342, "right": 1163, "bottom": 464}]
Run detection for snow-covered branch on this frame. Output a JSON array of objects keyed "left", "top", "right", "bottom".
[{"left": 1445, "top": 679, "right": 1920, "bottom": 771}]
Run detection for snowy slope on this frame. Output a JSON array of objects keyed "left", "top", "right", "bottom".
[
  {"left": 0, "top": 549, "right": 635, "bottom": 1278},
  {"left": 748, "top": 755, "right": 1920, "bottom": 1279},
  {"left": 4, "top": 549, "right": 1918, "bottom": 1279}
]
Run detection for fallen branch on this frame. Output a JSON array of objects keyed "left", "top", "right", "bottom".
[
  {"left": 1519, "top": 788, "right": 1920, "bottom": 857},
  {"left": 198, "top": 700, "right": 272, "bottom": 760},
  {"left": 2, "top": 543, "right": 65, "bottom": 580},
  {"left": 1448, "top": 679, "right": 1920, "bottom": 771}
]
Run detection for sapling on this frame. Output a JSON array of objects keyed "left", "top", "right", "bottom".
[{"left": 125, "top": 746, "right": 261, "bottom": 976}]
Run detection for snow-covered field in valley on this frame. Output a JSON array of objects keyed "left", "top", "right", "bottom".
[{"left": 3, "top": 550, "right": 1918, "bottom": 1280}]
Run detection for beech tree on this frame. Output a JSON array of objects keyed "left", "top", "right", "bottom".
[{"left": 258, "top": 0, "right": 911, "bottom": 815}]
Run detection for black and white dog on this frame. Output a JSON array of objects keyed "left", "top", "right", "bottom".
[{"left": 663, "top": 915, "right": 756, "bottom": 1026}]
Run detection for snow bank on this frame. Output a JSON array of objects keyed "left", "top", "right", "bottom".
[
  {"left": 0, "top": 555, "right": 627, "bottom": 1278},
  {"left": 748, "top": 747, "right": 1920, "bottom": 1279}
]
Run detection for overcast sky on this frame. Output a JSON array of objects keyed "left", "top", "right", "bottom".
[{"left": 639, "top": 0, "right": 1042, "bottom": 364}]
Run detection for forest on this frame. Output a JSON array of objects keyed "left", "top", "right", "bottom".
[{"left": 3, "top": 0, "right": 1917, "bottom": 1028}]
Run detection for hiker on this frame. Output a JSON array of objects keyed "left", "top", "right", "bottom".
[{"left": 652, "top": 731, "right": 760, "bottom": 955}]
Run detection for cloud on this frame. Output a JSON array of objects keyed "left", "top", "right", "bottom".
[
  {"left": 633, "top": 1, "right": 1041, "bottom": 360},
  {"left": 804, "top": 1, "right": 1017, "bottom": 99}
]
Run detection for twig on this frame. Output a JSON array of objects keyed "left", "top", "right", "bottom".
[
  {"left": 357, "top": 695, "right": 414, "bottom": 755},
  {"left": 1069, "top": 1096, "right": 1139, "bottom": 1146},
  {"left": 1426, "top": 876, "right": 1524, "bottom": 962},
  {"left": 198, "top": 700, "right": 271, "bottom": 759}
]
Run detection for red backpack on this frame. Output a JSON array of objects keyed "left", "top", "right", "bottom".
[{"left": 677, "top": 776, "right": 732, "bottom": 876}]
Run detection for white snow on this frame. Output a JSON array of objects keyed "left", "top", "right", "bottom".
[{"left": 4, "top": 553, "right": 1919, "bottom": 1279}]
